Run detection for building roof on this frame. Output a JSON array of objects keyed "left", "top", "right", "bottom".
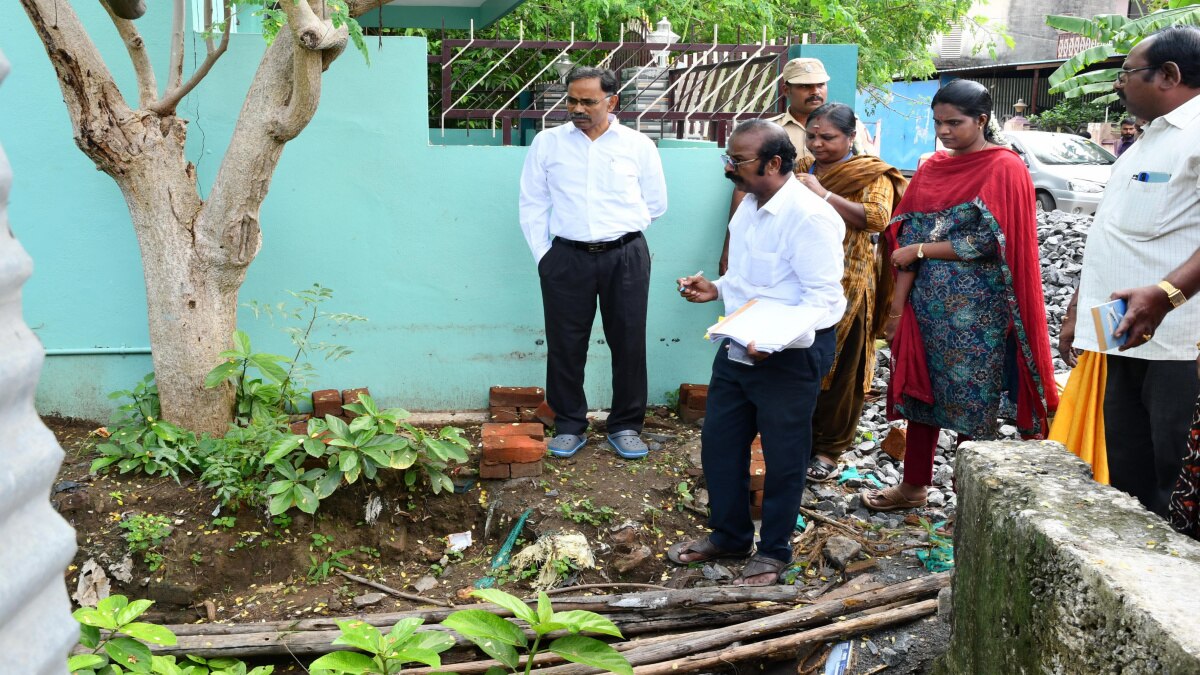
[{"left": 362, "top": 0, "right": 528, "bottom": 30}]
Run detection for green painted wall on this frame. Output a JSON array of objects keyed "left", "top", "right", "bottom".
[{"left": 1, "top": 4, "right": 856, "bottom": 420}]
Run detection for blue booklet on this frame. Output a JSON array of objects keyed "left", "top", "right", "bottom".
[{"left": 1090, "top": 298, "right": 1128, "bottom": 351}]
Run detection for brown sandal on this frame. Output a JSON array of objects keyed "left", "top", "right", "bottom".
[
  {"left": 667, "top": 536, "right": 753, "bottom": 565},
  {"left": 862, "top": 486, "right": 927, "bottom": 512},
  {"left": 731, "top": 554, "right": 786, "bottom": 586}
]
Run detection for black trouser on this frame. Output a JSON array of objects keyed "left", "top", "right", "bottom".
[
  {"left": 701, "top": 329, "right": 836, "bottom": 562},
  {"left": 1104, "top": 354, "right": 1199, "bottom": 517},
  {"left": 538, "top": 234, "right": 650, "bottom": 437}
]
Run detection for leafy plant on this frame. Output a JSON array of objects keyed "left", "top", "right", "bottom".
[
  {"left": 211, "top": 517, "right": 237, "bottom": 530},
  {"left": 204, "top": 330, "right": 291, "bottom": 425},
  {"left": 119, "top": 514, "right": 174, "bottom": 572},
  {"left": 1046, "top": 2, "right": 1200, "bottom": 103},
  {"left": 558, "top": 498, "right": 618, "bottom": 526},
  {"left": 307, "top": 534, "right": 354, "bottom": 583},
  {"left": 442, "top": 589, "right": 632, "bottom": 675},
  {"left": 308, "top": 618, "right": 455, "bottom": 673},
  {"left": 1028, "top": 97, "right": 1122, "bottom": 132},
  {"left": 69, "top": 595, "right": 271, "bottom": 675},
  {"left": 91, "top": 374, "right": 199, "bottom": 480},
  {"left": 197, "top": 418, "right": 293, "bottom": 510}
]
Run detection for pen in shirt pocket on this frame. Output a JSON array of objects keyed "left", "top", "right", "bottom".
[{"left": 1131, "top": 171, "right": 1170, "bottom": 183}]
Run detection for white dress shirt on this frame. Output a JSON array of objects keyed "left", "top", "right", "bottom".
[
  {"left": 519, "top": 115, "right": 668, "bottom": 262},
  {"left": 1074, "top": 93, "right": 1200, "bottom": 359},
  {"left": 715, "top": 174, "right": 847, "bottom": 340}
]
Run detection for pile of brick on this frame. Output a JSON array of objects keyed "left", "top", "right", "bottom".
[
  {"left": 479, "top": 422, "right": 546, "bottom": 479},
  {"left": 488, "top": 386, "right": 554, "bottom": 426},
  {"left": 289, "top": 387, "right": 370, "bottom": 434},
  {"left": 677, "top": 383, "right": 708, "bottom": 424}
]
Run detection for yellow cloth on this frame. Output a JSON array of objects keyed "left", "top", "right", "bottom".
[{"left": 1048, "top": 350, "right": 1108, "bottom": 484}]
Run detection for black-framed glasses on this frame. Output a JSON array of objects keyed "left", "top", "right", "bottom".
[
  {"left": 720, "top": 154, "right": 758, "bottom": 169},
  {"left": 565, "top": 96, "right": 607, "bottom": 107},
  {"left": 1116, "top": 64, "right": 1159, "bottom": 83}
]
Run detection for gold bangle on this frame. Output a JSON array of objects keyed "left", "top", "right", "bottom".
[{"left": 888, "top": 312, "right": 902, "bottom": 319}]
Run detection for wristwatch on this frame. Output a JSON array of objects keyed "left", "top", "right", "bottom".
[
  {"left": 917, "top": 243, "right": 926, "bottom": 259},
  {"left": 1158, "top": 280, "right": 1187, "bottom": 308}
]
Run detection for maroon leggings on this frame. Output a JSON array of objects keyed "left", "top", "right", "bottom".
[{"left": 902, "top": 422, "right": 972, "bottom": 486}]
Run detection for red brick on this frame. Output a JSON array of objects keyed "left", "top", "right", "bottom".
[
  {"left": 482, "top": 436, "right": 547, "bottom": 463},
  {"left": 684, "top": 389, "right": 708, "bottom": 412},
  {"left": 479, "top": 462, "right": 510, "bottom": 479},
  {"left": 518, "top": 407, "right": 539, "bottom": 423},
  {"left": 312, "top": 389, "right": 343, "bottom": 419},
  {"left": 751, "top": 434, "right": 763, "bottom": 452},
  {"left": 489, "top": 407, "right": 520, "bottom": 423},
  {"left": 749, "top": 460, "right": 766, "bottom": 491},
  {"left": 488, "top": 386, "right": 545, "bottom": 408},
  {"left": 534, "top": 400, "right": 556, "bottom": 427},
  {"left": 678, "top": 405, "right": 705, "bottom": 424},
  {"left": 750, "top": 505, "right": 763, "bottom": 520},
  {"left": 751, "top": 490, "right": 764, "bottom": 507},
  {"left": 509, "top": 460, "right": 543, "bottom": 478},
  {"left": 289, "top": 420, "right": 308, "bottom": 435},
  {"left": 882, "top": 426, "right": 907, "bottom": 461},
  {"left": 482, "top": 423, "right": 544, "bottom": 440},
  {"left": 341, "top": 387, "right": 371, "bottom": 418}
]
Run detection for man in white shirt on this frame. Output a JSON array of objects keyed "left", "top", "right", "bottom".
[
  {"left": 1061, "top": 26, "right": 1200, "bottom": 516},
  {"left": 519, "top": 67, "right": 668, "bottom": 460},
  {"left": 670, "top": 120, "right": 845, "bottom": 585}
]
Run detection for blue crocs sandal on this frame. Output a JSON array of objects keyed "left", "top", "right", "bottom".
[
  {"left": 607, "top": 430, "right": 649, "bottom": 459},
  {"left": 548, "top": 433, "right": 587, "bottom": 458}
]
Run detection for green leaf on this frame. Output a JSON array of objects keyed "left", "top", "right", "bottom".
[
  {"left": 408, "top": 631, "right": 458, "bottom": 654},
  {"left": 204, "top": 361, "right": 241, "bottom": 389},
  {"left": 384, "top": 617, "right": 423, "bottom": 644},
  {"left": 442, "top": 612, "right": 524, "bottom": 667},
  {"left": 293, "top": 484, "right": 320, "bottom": 514},
  {"left": 331, "top": 620, "right": 385, "bottom": 654},
  {"left": 314, "top": 469, "right": 342, "bottom": 499},
  {"left": 265, "top": 435, "right": 304, "bottom": 465},
  {"left": 548, "top": 635, "right": 632, "bottom": 675},
  {"left": 470, "top": 589, "right": 538, "bottom": 625},
  {"left": 248, "top": 355, "right": 290, "bottom": 385},
  {"left": 304, "top": 437, "right": 327, "bottom": 457},
  {"left": 69, "top": 654, "right": 109, "bottom": 671},
  {"left": 115, "top": 599, "right": 155, "bottom": 627},
  {"left": 268, "top": 490, "right": 294, "bottom": 516},
  {"left": 308, "top": 650, "right": 376, "bottom": 673},
  {"left": 105, "top": 637, "right": 154, "bottom": 673},
  {"left": 121, "top": 622, "right": 177, "bottom": 647},
  {"left": 79, "top": 624, "right": 102, "bottom": 648},
  {"left": 388, "top": 448, "right": 417, "bottom": 470},
  {"left": 548, "top": 611, "right": 623, "bottom": 638},
  {"left": 75, "top": 607, "right": 117, "bottom": 630},
  {"left": 1048, "top": 43, "right": 1118, "bottom": 89},
  {"left": 325, "top": 415, "right": 351, "bottom": 438},
  {"left": 265, "top": 479, "right": 293, "bottom": 496},
  {"left": 231, "top": 330, "right": 253, "bottom": 357}
]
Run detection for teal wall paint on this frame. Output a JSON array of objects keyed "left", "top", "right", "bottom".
[
  {"left": 787, "top": 44, "right": 859, "bottom": 110},
  {"left": 1, "top": 4, "right": 857, "bottom": 420},
  {"left": 360, "top": 0, "right": 526, "bottom": 31}
]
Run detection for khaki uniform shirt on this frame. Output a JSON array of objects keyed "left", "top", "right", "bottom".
[{"left": 767, "top": 110, "right": 875, "bottom": 160}]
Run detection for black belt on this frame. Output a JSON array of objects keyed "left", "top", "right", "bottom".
[{"left": 555, "top": 231, "right": 642, "bottom": 253}]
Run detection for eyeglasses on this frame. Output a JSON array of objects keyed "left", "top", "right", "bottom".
[
  {"left": 566, "top": 96, "right": 607, "bottom": 107},
  {"left": 1116, "top": 64, "right": 1159, "bottom": 83},
  {"left": 720, "top": 154, "right": 758, "bottom": 169}
]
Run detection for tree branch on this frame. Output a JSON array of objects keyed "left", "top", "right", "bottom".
[
  {"left": 346, "top": 0, "right": 392, "bottom": 19},
  {"left": 149, "top": 1, "right": 233, "bottom": 116},
  {"left": 166, "top": 0, "right": 186, "bottom": 93},
  {"left": 101, "top": 0, "right": 158, "bottom": 108},
  {"left": 19, "top": 0, "right": 136, "bottom": 174}
]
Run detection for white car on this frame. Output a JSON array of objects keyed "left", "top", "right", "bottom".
[{"left": 1003, "top": 130, "right": 1115, "bottom": 215}]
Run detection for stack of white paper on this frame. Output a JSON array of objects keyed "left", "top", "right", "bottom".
[{"left": 706, "top": 299, "right": 829, "bottom": 353}]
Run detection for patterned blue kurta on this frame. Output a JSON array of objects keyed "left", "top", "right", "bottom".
[{"left": 892, "top": 199, "right": 1036, "bottom": 438}]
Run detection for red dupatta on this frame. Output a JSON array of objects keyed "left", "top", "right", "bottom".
[{"left": 885, "top": 147, "right": 1059, "bottom": 435}]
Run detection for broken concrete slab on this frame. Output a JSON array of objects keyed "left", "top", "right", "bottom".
[{"left": 936, "top": 440, "right": 1200, "bottom": 675}]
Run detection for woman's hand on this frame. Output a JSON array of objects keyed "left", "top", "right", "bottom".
[
  {"left": 796, "top": 173, "right": 829, "bottom": 199},
  {"left": 891, "top": 244, "right": 921, "bottom": 269}
]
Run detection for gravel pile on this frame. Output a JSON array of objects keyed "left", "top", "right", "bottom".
[{"left": 805, "top": 209, "right": 1094, "bottom": 526}]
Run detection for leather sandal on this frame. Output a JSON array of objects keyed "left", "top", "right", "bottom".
[
  {"left": 667, "top": 536, "right": 753, "bottom": 565},
  {"left": 732, "top": 554, "right": 786, "bottom": 586},
  {"left": 862, "top": 486, "right": 927, "bottom": 512},
  {"left": 807, "top": 458, "right": 839, "bottom": 483}
]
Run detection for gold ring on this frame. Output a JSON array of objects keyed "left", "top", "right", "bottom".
[{"left": 1143, "top": 333, "right": 1153, "bottom": 341}]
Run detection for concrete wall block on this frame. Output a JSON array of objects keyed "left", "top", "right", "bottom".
[
  {"left": 935, "top": 440, "right": 1200, "bottom": 675},
  {"left": 488, "top": 386, "right": 545, "bottom": 408}
]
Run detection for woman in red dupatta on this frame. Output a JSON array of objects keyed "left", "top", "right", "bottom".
[{"left": 864, "top": 79, "right": 1058, "bottom": 511}]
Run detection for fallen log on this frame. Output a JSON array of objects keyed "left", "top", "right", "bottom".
[
  {"left": 630, "top": 599, "right": 938, "bottom": 674},
  {"left": 336, "top": 570, "right": 452, "bottom": 607},
  {"left": 532, "top": 572, "right": 949, "bottom": 674},
  {"left": 407, "top": 573, "right": 949, "bottom": 675},
  {"left": 163, "top": 584, "right": 808, "bottom": 637},
  {"left": 149, "top": 602, "right": 786, "bottom": 659}
]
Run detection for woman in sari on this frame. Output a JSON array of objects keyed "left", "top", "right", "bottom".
[
  {"left": 794, "top": 103, "right": 908, "bottom": 482},
  {"left": 865, "top": 79, "right": 1058, "bottom": 511}
]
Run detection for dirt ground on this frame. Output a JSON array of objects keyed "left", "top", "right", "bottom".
[{"left": 48, "top": 408, "right": 949, "bottom": 674}]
